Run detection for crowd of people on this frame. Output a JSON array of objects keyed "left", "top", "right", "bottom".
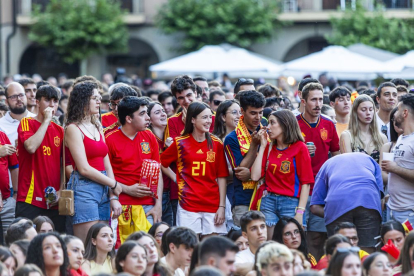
[{"left": 0, "top": 72, "right": 413, "bottom": 276}]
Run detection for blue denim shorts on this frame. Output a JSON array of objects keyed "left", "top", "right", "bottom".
[
  {"left": 67, "top": 171, "right": 110, "bottom": 225},
  {"left": 260, "top": 193, "right": 300, "bottom": 227}
]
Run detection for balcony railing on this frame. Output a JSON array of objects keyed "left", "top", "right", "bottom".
[
  {"left": 17, "top": 0, "right": 144, "bottom": 16},
  {"left": 282, "top": 0, "right": 412, "bottom": 12}
]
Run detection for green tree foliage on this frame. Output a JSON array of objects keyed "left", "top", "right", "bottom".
[
  {"left": 327, "top": 2, "right": 414, "bottom": 54},
  {"left": 29, "top": 0, "right": 129, "bottom": 63},
  {"left": 156, "top": 0, "right": 282, "bottom": 52}
]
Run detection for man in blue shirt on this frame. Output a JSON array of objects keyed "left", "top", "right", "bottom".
[
  {"left": 310, "top": 152, "right": 383, "bottom": 253},
  {"left": 224, "top": 90, "right": 265, "bottom": 227}
]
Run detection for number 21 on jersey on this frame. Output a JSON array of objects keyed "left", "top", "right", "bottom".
[{"left": 192, "top": 161, "right": 206, "bottom": 176}]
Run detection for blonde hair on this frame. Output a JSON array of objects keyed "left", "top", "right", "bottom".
[
  {"left": 256, "top": 243, "right": 293, "bottom": 271},
  {"left": 348, "top": 94, "right": 384, "bottom": 150}
]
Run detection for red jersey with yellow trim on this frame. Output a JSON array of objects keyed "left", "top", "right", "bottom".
[
  {"left": 296, "top": 114, "right": 340, "bottom": 178},
  {"left": 101, "top": 112, "right": 117, "bottom": 128},
  {"left": 154, "top": 134, "right": 173, "bottom": 191},
  {"left": 164, "top": 112, "right": 216, "bottom": 141},
  {"left": 17, "top": 118, "right": 63, "bottom": 209},
  {"left": 106, "top": 128, "right": 160, "bottom": 205},
  {"left": 160, "top": 134, "right": 229, "bottom": 213},
  {"left": 260, "top": 141, "right": 314, "bottom": 198},
  {"left": 103, "top": 122, "right": 120, "bottom": 136},
  {"left": 0, "top": 130, "right": 18, "bottom": 200}
]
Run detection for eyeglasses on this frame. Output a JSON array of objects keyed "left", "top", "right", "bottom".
[
  {"left": 91, "top": 96, "right": 102, "bottom": 102},
  {"left": 381, "top": 125, "right": 388, "bottom": 137},
  {"left": 109, "top": 102, "right": 118, "bottom": 109},
  {"left": 283, "top": 229, "right": 300, "bottom": 238},
  {"left": 7, "top": 93, "right": 25, "bottom": 101},
  {"left": 203, "top": 87, "right": 210, "bottom": 92},
  {"left": 213, "top": 100, "right": 223, "bottom": 106},
  {"left": 227, "top": 110, "right": 242, "bottom": 116},
  {"left": 336, "top": 247, "right": 360, "bottom": 253},
  {"left": 236, "top": 78, "right": 254, "bottom": 86}
]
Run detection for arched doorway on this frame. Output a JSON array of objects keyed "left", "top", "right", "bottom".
[
  {"left": 283, "top": 36, "right": 329, "bottom": 62},
  {"left": 106, "top": 38, "right": 159, "bottom": 79},
  {"left": 19, "top": 44, "right": 80, "bottom": 78}
]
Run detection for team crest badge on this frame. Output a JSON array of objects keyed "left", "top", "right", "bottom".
[
  {"left": 206, "top": 150, "right": 215, "bottom": 162},
  {"left": 54, "top": 136, "right": 60, "bottom": 147},
  {"left": 320, "top": 128, "right": 328, "bottom": 141},
  {"left": 280, "top": 160, "right": 291, "bottom": 174},
  {"left": 140, "top": 142, "right": 151, "bottom": 154}
]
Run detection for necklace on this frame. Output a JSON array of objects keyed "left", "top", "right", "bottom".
[{"left": 81, "top": 123, "right": 96, "bottom": 141}]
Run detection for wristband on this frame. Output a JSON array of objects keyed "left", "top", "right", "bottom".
[
  {"left": 109, "top": 196, "right": 119, "bottom": 201},
  {"left": 296, "top": 208, "right": 305, "bottom": 215},
  {"left": 219, "top": 206, "right": 226, "bottom": 209},
  {"left": 111, "top": 181, "right": 118, "bottom": 190}
]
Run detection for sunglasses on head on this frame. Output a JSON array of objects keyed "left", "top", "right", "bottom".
[
  {"left": 336, "top": 247, "right": 360, "bottom": 254},
  {"left": 236, "top": 78, "right": 254, "bottom": 86}
]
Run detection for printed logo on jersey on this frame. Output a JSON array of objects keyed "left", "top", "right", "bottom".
[
  {"left": 54, "top": 136, "right": 60, "bottom": 147},
  {"left": 140, "top": 142, "right": 151, "bottom": 154},
  {"left": 206, "top": 150, "right": 215, "bottom": 162},
  {"left": 320, "top": 128, "right": 328, "bottom": 141},
  {"left": 280, "top": 160, "right": 291, "bottom": 174},
  {"left": 277, "top": 153, "right": 282, "bottom": 158},
  {"left": 196, "top": 149, "right": 204, "bottom": 154}
]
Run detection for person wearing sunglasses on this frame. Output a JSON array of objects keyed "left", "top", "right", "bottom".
[
  {"left": 326, "top": 248, "right": 362, "bottom": 276},
  {"left": 376, "top": 82, "right": 398, "bottom": 142},
  {"left": 234, "top": 79, "right": 255, "bottom": 96},
  {"left": 209, "top": 91, "right": 226, "bottom": 112},
  {"left": 102, "top": 85, "right": 138, "bottom": 135}
]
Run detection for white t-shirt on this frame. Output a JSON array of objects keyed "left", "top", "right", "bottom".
[
  {"left": 160, "top": 257, "right": 186, "bottom": 276},
  {"left": 235, "top": 247, "right": 255, "bottom": 264},
  {"left": 0, "top": 111, "right": 36, "bottom": 144},
  {"left": 376, "top": 113, "right": 391, "bottom": 142},
  {"left": 388, "top": 132, "right": 414, "bottom": 211}
]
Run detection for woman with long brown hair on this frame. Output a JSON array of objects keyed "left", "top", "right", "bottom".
[
  {"left": 340, "top": 94, "right": 387, "bottom": 163},
  {"left": 160, "top": 102, "right": 229, "bottom": 236},
  {"left": 251, "top": 110, "right": 313, "bottom": 239},
  {"left": 65, "top": 81, "right": 122, "bottom": 242}
]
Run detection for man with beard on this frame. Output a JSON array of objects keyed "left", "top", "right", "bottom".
[
  {"left": 199, "top": 236, "right": 238, "bottom": 276},
  {"left": 18, "top": 78, "right": 38, "bottom": 115},
  {"left": 376, "top": 82, "right": 398, "bottom": 141},
  {"left": 296, "top": 82, "right": 340, "bottom": 261},
  {"left": 381, "top": 94, "right": 414, "bottom": 226},
  {"left": 0, "top": 82, "right": 36, "bottom": 146}
]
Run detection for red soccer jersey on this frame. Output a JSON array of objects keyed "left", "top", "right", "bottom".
[
  {"left": 106, "top": 129, "right": 160, "bottom": 206},
  {"left": 103, "top": 122, "right": 119, "bottom": 136},
  {"left": 260, "top": 141, "right": 314, "bottom": 198},
  {"left": 161, "top": 134, "right": 229, "bottom": 213},
  {"left": 164, "top": 112, "right": 216, "bottom": 141},
  {"left": 101, "top": 112, "right": 118, "bottom": 128},
  {"left": 17, "top": 118, "right": 63, "bottom": 209},
  {"left": 296, "top": 114, "right": 340, "bottom": 178},
  {"left": 154, "top": 135, "right": 173, "bottom": 191},
  {"left": 0, "top": 131, "right": 18, "bottom": 199}
]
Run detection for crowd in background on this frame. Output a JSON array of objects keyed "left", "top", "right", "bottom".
[{"left": 0, "top": 70, "right": 413, "bottom": 276}]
